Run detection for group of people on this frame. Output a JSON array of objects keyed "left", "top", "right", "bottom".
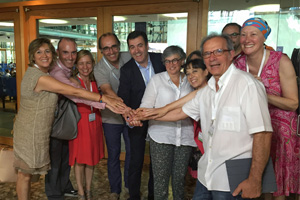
[{"left": 12, "top": 16, "right": 299, "bottom": 200}]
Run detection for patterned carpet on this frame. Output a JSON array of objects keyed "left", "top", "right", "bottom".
[
  {"left": 1, "top": 143, "right": 298, "bottom": 200},
  {"left": 0, "top": 145, "right": 196, "bottom": 200}
]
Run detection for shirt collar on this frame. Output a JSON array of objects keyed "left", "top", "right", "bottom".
[
  {"left": 164, "top": 71, "right": 185, "bottom": 87},
  {"left": 208, "top": 63, "right": 235, "bottom": 92},
  {"left": 102, "top": 55, "right": 121, "bottom": 70},
  {"left": 135, "top": 54, "right": 151, "bottom": 70},
  {"left": 57, "top": 59, "right": 71, "bottom": 72}
]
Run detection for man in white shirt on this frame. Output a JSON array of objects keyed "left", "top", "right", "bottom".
[
  {"left": 94, "top": 33, "right": 131, "bottom": 200},
  {"left": 151, "top": 34, "right": 273, "bottom": 199}
]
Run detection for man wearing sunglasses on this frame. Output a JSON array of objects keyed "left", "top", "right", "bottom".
[{"left": 222, "top": 23, "right": 243, "bottom": 59}]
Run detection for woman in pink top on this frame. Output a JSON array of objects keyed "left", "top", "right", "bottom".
[{"left": 234, "top": 17, "right": 300, "bottom": 200}]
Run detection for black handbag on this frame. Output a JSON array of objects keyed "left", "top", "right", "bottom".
[{"left": 51, "top": 96, "right": 81, "bottom": 140}]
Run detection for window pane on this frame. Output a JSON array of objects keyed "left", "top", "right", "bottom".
[
  {"left": 38, "top": 17, "right": 98, "bottom": 58},
  {"left": 113, "top": 13, "right": 188, "bottom": 53},
  {"left": 0, "top": 20, "right": 16, "bottom": 138}
]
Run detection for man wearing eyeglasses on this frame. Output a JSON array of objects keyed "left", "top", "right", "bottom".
[
  {"left": 118, "top": 30, "right": 165, "bottom": 200},
  {"left": 94, "top": 32, "right": 131, "bottom": 200},
  {"left": 222, "top": 23, "right": 243, "bottom": 59},
  {"left": 147, "top": 34, "right": 272, "bottom": 199}
]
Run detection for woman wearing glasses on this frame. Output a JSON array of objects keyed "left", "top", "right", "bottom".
[
  {"left": 139, "top": 46, "right": 196, "bottom": 200},
  {"left": 235, "top": 17, "right": 299, "bottom": 200}
]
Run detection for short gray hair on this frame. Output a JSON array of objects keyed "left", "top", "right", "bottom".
[
  {"left": 200, "top": 33, "right": 234, "bottom": 54},
  {"left": 162, "top": 45, "right": 186, "bottom": 62}
]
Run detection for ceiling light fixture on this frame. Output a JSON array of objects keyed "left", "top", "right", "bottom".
[
  {"left": 0, "top": 22, "right": 14, "bottom": 27},
  {"left": 114, "top": 16, "right": 126, "bottom": 22},
  {"left": 162, "top": 13, "right": 188, "bottom": 18},
  {"left": 250, "top": 4, "right": 280, "bottom": 13},
  {"left": 39, "top": 19, "right": 69, "bottom": 24}
]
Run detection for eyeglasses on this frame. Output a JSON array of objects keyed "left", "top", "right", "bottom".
[
  {"left": 164, "top": 58, "right": 181, "bottom": 65},
  {"left": 228, "top": 32, "right": 240, "bottom": 38},
  {"left": 202, "top": 49, "right": 230, "bottom": 59},
  {"left": 101, "top": 45, "right": 119, "bottom": 52}
]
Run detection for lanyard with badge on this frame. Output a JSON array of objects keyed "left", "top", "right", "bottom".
[
  {"left": 56, "top": 61, "right": 64, "bottom": 71},
  {"left": 246, "top": 48, "right": 266, "bottom": 77},
  {"left": 77, "top": 74, "right": 96, "bottom": 122},
  {"left": 103, "top": 57, "right": 119, "bottom": 82}
]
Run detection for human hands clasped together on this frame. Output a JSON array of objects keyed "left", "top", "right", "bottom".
[
  {"left": 122, "top": 107, "right": 169, "bottom": 127},
  {"left": 102, "top": 94, "right": 128, "bottom": 114}
]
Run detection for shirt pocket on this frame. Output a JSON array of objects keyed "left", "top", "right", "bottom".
[{"left": 217, "top": 107, "right": 240, "bottom": 132}]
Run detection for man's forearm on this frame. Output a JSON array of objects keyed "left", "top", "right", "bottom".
[
  {"left": 249, "top": 131, "right": 272, "bottom": 183},
  {"left": 100, "top": 84, "right": 119, "bottom": 98},
  {"left": 51, "top": 72, "right": 105, "bottom": 109}
]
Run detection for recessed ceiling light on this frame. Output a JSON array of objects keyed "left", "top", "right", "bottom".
[
  {"left": 0, "top": 22, "right": 14, "bottom": 27},
  {"left": 114, "top": 16, "right": 126, "bottom": 22},
  {"left": 39, "top": 19, "right": 69, "bottom": 24},
  {"left": 162, "top": 13, "right": 188, "bottom": 18},
  {"left": 250, "top": 4, "right": 280, "bottom": 13}
]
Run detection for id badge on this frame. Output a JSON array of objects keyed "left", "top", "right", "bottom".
[
  {"left": 89, "top": 113, "right": 96, "bottom": 122},
  {"left": 208, "top": 120, "right": 215, "bottom": 137}
]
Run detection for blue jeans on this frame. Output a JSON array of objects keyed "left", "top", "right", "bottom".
[
  {"left": 103, "top": 123, "right": 130, "bottom": 194},
  {"left": 193, "top": 180, "right": 248, "bottom": 200}
]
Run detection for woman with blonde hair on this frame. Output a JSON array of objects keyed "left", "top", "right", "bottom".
[{"left": 69, "top": 50, "right": 104, "bottom": 200}]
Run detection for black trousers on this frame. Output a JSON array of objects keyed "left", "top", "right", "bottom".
[
  {"left": 45, "top": 138, "right": 74, "bottom": 200},
  {"left": 127, "top": 124, "right": 154, "bottom": 200}
]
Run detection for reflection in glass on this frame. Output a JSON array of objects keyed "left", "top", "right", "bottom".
[
  {"left": 113, "top": 13, "right": 188, "bottom": 53},
  {"left": 207, "top": 4, "right": 300, "bottom": 57},
  {"left": 0, "top": 20, "right": 16, "bottom": 138},
  {"left": 0, "top": 20, "right": 15, "bottom": 75},
  {"left": 38, "top": 17, "right": 98, "bottom": 58}
]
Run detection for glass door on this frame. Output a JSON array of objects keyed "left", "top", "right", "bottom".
[
  {"left": 113, "top": 13, "right": 188, "bottom": 53},
  {"left": 37, "top": 17, "right": 98, "bottom": 58},
  {"left": 103, "top": 2, "right": 203, "bottom": 56},
  {"left": 26, "top": 7, "right": 98, "bottom": 60},
  {"left": 0, "top": 26, "right": 16, "bottom": 136},
  {"left": 0, "top": 10, "right": 20, "bottom": 145}
]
